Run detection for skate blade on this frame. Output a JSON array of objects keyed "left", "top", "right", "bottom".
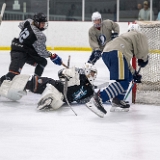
[
  {"left": 85, "top": 102, "right": 104, "bottom": 118},
  {"left": 110, "top": 107, "right": 116, "bottom": 112},
  {"left": 110, "top": 107, "right": 129, "bottom": 112},
  {"left": 37, "top": 97, "right": 53, "bottom": 111}
]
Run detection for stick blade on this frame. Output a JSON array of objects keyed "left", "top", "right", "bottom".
[
  {"left": 0, "top": 3, "right": 6, "bottom": 25},
  {"left": 1, "top": 3, "right": 6, "bottom": 18}
]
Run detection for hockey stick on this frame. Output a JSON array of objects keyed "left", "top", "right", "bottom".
[
  {"left": 63, "top": 55, "right": 77, "bottom": 116},
  {"left": 0, "top": 3, "right": 6, "bottom": 25},
  {"left": 62, "top": 63, "right": 69, "bottom": 68},
  {"left": 124, "top": 67, "right": 141, "bottom": 101}
]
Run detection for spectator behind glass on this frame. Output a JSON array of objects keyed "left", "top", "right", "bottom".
[
  {"left": 66, "top": 4, "right": 77, "bottom": 21},
  {"left": 137, "top": 3, "right": 142, "bottom": 18},
  {"left": 138, "top": 1, "right": 154, "bottom": 21},
  {"left": 137, "top": 3, "right": 142, "bottom": 11},
  {"left": 157, "top": 12, "right": 160, "bottom": 20}
]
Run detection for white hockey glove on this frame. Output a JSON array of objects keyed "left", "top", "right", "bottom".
[{"left": 58, "top": 66, "right": 80, "bottom": 87}]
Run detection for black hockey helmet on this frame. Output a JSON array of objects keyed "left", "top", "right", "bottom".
[{"left": 33, "top": 13, "right": 48, "bottom": 30}]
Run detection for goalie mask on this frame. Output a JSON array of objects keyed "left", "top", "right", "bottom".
[
  {"left": 128, "top": 23, "right": 140, "bottom": 32},
  {"left": 33, "top": 13, "right": 48, "bottom": 31},
  {"left": 84, "top": 63, "right": 97, "bottom": 84},
  {"left": 91, "top": 11, "right": 102, "bottom": 28}
]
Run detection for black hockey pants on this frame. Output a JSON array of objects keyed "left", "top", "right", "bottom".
[{"left": 0, "top": 51, "right": 47, "bottom": 83}]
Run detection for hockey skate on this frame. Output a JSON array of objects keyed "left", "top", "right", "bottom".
[
  {"left": 37, "top": 97, "right": 53, "bottom": 111},
  {"left": 110, "top": 97, "right": 130, "bottom": 112},
  {"left": 86, "top": 91, "right": 107, "bottom": 118}
]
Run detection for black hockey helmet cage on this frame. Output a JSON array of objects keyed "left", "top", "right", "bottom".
[{"left": 33, "top": 13, "right": 48, "bottom": 31}]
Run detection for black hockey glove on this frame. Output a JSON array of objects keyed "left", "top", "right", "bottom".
[
  {"left": 133, "top": 71, "right": 142, "bottom": 83},
  {"left": 138, "top": 56, "right": 149, "bottom": 68},
  {"left": 111, "top": 33, "right": 118, "bottom": 40},
  {"left": 87, "top": 50, "right": 102, "bottom": 65}
]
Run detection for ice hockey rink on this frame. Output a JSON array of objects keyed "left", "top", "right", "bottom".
[{"left": 0, "top": 51, "right": 160, "bottom": 160}]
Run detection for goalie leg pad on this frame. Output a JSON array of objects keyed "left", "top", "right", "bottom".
[
  {"left": 37, "top": 84, "right": 64, "bottom": 110},
  {"left": 0, "top": 74, "right": 30, "bottom": 101}
]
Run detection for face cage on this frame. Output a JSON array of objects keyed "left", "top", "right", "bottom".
[
  {"left": 87, "top": 72, "right": 97, "bottom": 85},
  {"left": 92, "top": 19, "right": 102, "bottom": 28},
  {"left": 35, "top": 22, "right": 48, "bottom": 31}
]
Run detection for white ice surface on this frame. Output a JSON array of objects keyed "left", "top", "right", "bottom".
[{"left": 0, "top": 51, "right": 160, "bottom": 160}]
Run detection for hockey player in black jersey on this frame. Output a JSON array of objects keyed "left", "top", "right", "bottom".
[
  {"left": 0, "top": 13, "right": 62, "bottom": 85},
  {"left": 0, "top": 63, "right": 100, "bottom": 112}
]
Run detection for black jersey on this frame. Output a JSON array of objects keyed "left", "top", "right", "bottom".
[
  {"left": 67, "top": 74, "right": 93, "bottom": 103},
  {"left": 11, "top": 19, "right": 51, "bottom": 58},
  {"left": 66, "top": 68, "right": 94, "bottom": 103},
  {"left": 26, "top": 70, "right": 94, "bottom": 104}
]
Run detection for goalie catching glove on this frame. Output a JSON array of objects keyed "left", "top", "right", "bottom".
[
  {"left": 58, "top": 67, "right": 80, "bottom": 87},
  {"left": 50, "top": 53, "right": 62, "bottom": 65},
  {"left": 58, "top": 67, "right": 74, "bottom": 80}
]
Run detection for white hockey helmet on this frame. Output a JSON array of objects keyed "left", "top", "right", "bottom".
[
  {"left": 84, "top": 63, "right": 97, "bottom": 85},
  {"left": 91, "top": 11, "right": 102, "bottom": 21},
  {"left": 128, "top": 23, "right": 140, "bottom": 32},
  {"left": 91, "top": 12, "right": 102, "bottom": 28}
]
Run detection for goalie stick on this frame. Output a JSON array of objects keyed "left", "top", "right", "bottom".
[
  {"left": 0, "top": 3, "right": 6, "bottom": 26},
  {"left": 63, "top": 56, "right": 77, "bottom": 116}
]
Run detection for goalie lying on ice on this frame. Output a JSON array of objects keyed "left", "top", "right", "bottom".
[{"left": 0, "top": 64, "right": 97, "bottom": 110}]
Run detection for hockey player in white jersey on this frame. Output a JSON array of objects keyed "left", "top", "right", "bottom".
[
  {"left": 87, "top": 11, "right": 120, "bottom": 65},
  {"left": 86, "top": 24, "right": 149, "bottom": 117}
]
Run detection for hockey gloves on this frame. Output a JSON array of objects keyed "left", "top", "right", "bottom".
[
  {"left": 133, "top": 71, "right": 142, "bottom": 83},
  {"left": 88, "top": 50, "right": 102, "bottom": 65},
  {"left": 111, "top": 33, "right": 118, "bottom": 40},
  {"left": 50, "top": 53, "right": 62, "bottom": 65},
  {"left": 138, "top": 56, "right": 149, "bottom": 68},
  {"left": 58, "top": 68, "right": 74, "bottom": 80}
]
